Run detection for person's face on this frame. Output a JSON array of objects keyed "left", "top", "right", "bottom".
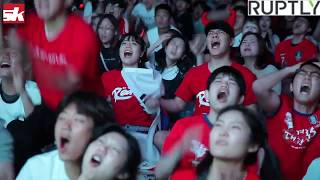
[
  {"left": 105, "top": 3, "right": 123, "bottom": 19},
  {"left": 119, "top": 37, "right": 143, "bottom": 68},
  {"left": 165, "top": 37, "right": 185, "bottom": 62},
  {"left": 155, "top": 9, "right": 171, "bottom": 29},
  {"left": 55, "top": 103, "right": 94, "bottom": 162},
  {"left": 259, "top": 16, "right": 271, "bottom": 32},
  {"left": 206, "top": 29, "right": 232, "bottom": 57},
  {"left": 98, "top": 18, "right": 116, "bottom": 45},
  {"left": 34, "top": 0, "right": 69, "bottom": 20},
  {"left": 0, "top": 49, "right": 13, "bottom": 78},
  {"left": 206, "top": 73, "right": 243, "bottom": 111},
  {"left": 240, "top": 34, "right": 259, "bottom": 58},
  {"left": 292, "top": 17, "right": 310, "bottom": 35},
  {"left": 81, "top": 132, "right": 129, "bottom": 180},
  {"left": 175, "top": 0, "right": 189, "bottom": 13},
  {"left": 292, "top": 65, "right": 320, "bottom": 104},
  {"left": 242, "top": 21, "right": 259, "bottom": 34},
  {"left": 210, "top": 110, "right": 257, "bottom": 161},
  {"left": 234, "top": 11, "right": 245, "bottom": 32}
]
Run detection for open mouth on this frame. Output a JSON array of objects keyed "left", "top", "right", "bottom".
[
  {"left": 211, "top": 41, "right": 220, "bottom": 49},
  {"left": 90, "top": 154, "right": 102, "bottom": 167},
  {"left": 217, "top": 91, "right": 227, "bottom": 102},
  {"left": 59, "top": 137, "right": 70, "bottom": 150},
  {"left": 124, "top": 50, "right": 133, "bottom": 58},
  {"left": 0, "top": 62, "right": 10, "bottom": 69},
  {"left": 244, "top": 47, "right": 251, "bottom": 52},
  {"left": 300, "top": 85, "right": 311, "bottom": 94}
]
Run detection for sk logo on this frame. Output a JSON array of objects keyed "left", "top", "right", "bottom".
[{"left": 2, "top": 4, "right": 25, "bottom": 24}]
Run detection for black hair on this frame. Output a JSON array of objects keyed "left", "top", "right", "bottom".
[
  {"left": 239, "top": 32, "right": 269, "bottom": 69},
  {"left": 56, "top": 91, "right": 115, "bottom": 128},
  {"left": 118, "top": 33, "right": 147, "bottom": 68},
  {"left": 206, "top": 66, "right": 246, "bottom": 96},
  {"left": 234, "top": 5, "right": 247, "bottom": 18},
  {"left": 292, "top": 58, "right": 320, "bottom": 80},
  {"left": 91, "top": 124, "right": 141, "bottom": 180},
  {"left": 205, "top": 20, "right": 235, "bottom": 38},
  {"left": 197, "top": 105, "right": 281, "bottom": 180},
  {"left": 96, "top": 14, "right": 119, "bottom": 46},
  {"left": 243, "top": 17, "right": 260, "bottom": 33},
  {"left": 155, "top": 31, "right": 195, "bottom": 73},
  {"left": 155, "top": 3, "right": 172, "bottom": 17}
]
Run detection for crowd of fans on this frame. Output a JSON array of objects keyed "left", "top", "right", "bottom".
[{"left": 0, "top": 0, "right": 320, "bottom": 179}]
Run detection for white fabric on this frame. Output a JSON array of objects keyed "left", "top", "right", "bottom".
[
  {"left": 16, "top": 150, "right": 69, "bottom": 180},
  {"left": 147, "top": 26, "right": 179, "bottom": 53},
  {"left": 121, "top": 68, "right": 162, "bottom": 169},
  {"left": 132, "top": 3, "right": 155, "bottom": 30},
  {"left": 83, "top": 1, "right": 93, "bottom": 24},
  {"left": 0, "top": 80, "right": 41, "bottom": 127},
  {"left": 233, "top": 33, "right": 243, "bottom": 47},
  {"left": 303, "top": 158, "right": 320, "bottom": 180},
  {"left": 162, "top": 66, "right": 179, "bottom": 80}
]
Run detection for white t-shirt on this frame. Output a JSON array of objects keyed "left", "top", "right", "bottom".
[
  {"left": 16, "top": 150, "right": 69, "bottom": 180},
  {"left": 303, "top": 158, "right": 320, "bottom": 180},
  {"left": 0, "top": 80, "right": 41, "bottom": 127},
  {"left": 132, "top": 3, "right": 155, "bottom": 30}
]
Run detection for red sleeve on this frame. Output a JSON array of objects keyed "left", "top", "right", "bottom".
[
  {"left": 16, "top": 11, "right": 39, "bottom": 42},
  {"left": 101, "top": 72, "right": 113, "bottom": 97},
  {"left": 175, "top": 69, "right": 194, "bottom": 103},
  {"left": 162, "top": 121, "right": 185, "bottom": 155}
]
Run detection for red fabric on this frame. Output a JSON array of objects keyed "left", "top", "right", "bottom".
[
  {"left": 201, "top": 7, "right": 236, "bottom": 28},
  {"left": 101, "top": 70, "right": 153, "bottom": 127},
  {"left": 17, "top": 12, "right": 102, "bottom": 110},
  {"left": 118, "top": 17, "right": 129, "bottom": 35},
  {"left": 245, "top": 171, "right": 260, "bottom": 180},
  {"left": 274, "top": 38, "right": 318, "bottom": 68},
  {"left": 162, "top": 115, "right": 212, "bottom": 180},
  {"left": 175, "top": 62, "right": 257, "bottom": 115},
  {"left": 267, "top": 95, "right": 320, "bottom": 180}
]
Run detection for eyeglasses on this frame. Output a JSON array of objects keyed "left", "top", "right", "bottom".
[{"left": 296, "top": 69, "right": 320, "bottom": 79}]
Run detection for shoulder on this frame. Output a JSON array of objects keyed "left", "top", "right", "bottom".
[
  {"left": 102, "top": 70, "right": 121, "bottom": 79},
  {"left": 173, "top": 115, "right": 204, "bottom": 129},
  {"left": 67, "top": 15, "right": 98, "bottom": 43}
]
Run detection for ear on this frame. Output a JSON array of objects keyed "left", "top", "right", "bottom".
[
  {"left": 117, "top": 172, "right": 130, "bottom": 180},
  {"left": 248, "top": 143, "right": 259, "bottom": 153},
  {"left": 205, "top": 89, "right": 210, "bottom": 100},
  {"left": 238, "top": 95, "right": 244, "bottom": 104}
]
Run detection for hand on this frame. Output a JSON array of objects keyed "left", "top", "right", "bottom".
[
  {"left": 156, "top": 33, "right": 172, "bottom": 48},
  {"left": 144, "top": 95, "right": 160, "bottom": 109},
  {"left": 189, "top": 34, "right": 206, "bottom": 56},
  {"left": 9, "top": 49, "right": 25, "bottom": 94}
]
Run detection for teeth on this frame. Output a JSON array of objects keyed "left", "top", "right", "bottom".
[{"left": 92, "top": 155, "right": 102, "bottom": 163}]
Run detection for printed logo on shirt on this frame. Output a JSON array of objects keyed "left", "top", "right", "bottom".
[
  {"left": 33, "top": 46, "right": 68, "bottom": 65},
  {"left": 280, "top": 53, "right": 287, "bottom": 67},
  {"left": 2, "top": 3, "right": 25, "bottom": 24},
  {"left": 283, "top": 113, "right": 320, "bottom": 149},
  {"left": 112, "top": 87, "right": 133, "bottom": 102},
  {"left": 295, "top": 51, "right": 303, "bottom": 61},
  {"left": 196, "top": 91, "right": 209, "bottom": 107},
  {"left": 190, "top": 140, "right": 208, "bottom": 166}
]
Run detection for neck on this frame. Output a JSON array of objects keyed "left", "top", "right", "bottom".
[
  {"left": 103, "top": 43, "right": 111, "bottom": 48},
  {"left": 165, "top": 57, "right": 177, "bottom": 68},
  {"left": 122, "top": 64, "right": 138, "bottom": 68},
  {"left": 208, "top": 53, "right": 231, "bottom": 72},
  {"left": 158, "top": 27, "right": 170, "bottom": 35},
  {"left": 1, "top": 78, "right": 16, "bottom": 95},
  {"left": 207, "top": 110, "right": 218, "bottom": 125},
  {"left": 244, "top": 57, "right": 257, "bottom": 71},
  {"left": 291, "top": 34, "right": 305, "bottom": 44},
  {"left": 208, "top": 158, "right": 246, "bottom": 180},
  {"left": 64, "top": 161, "right": 81, "bottom": 180},
  {"left": 261, "top": 31, "right": 267, "bottom": 37},
  {"left": 45, "top": 12, "right": 67, "bottom": 40},
  {"left": 293, "top": 100, "right": 318, "bottom": 115}
]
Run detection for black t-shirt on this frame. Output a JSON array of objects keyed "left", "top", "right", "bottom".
[
  {"left": 99, "top": 47, "right": 121, "bottom": 72},
  {"left": 175, "top": 12, "right": 194, "bottom": 41}
]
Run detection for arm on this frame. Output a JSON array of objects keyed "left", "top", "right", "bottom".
[
  {"left": 253, "top": 64, "right": 299, "bottom": 113},
  {"left": 146, "top": 33, "right": 172, "bottom": 58},
  {"left": 0, "top": 162, "right": 14, "bottom": 180},
  {"left": 160, "top": 96, "right": 186, "bottom": 113}
]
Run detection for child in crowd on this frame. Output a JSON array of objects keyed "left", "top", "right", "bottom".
[
  {"left": 96, "top": 14, "right": 121, "bottom": 72},
  {"left": 239, "top": 32, "right": 281, "bottom": 94},
  {"left": 156, "top": 66, "right": 247, "bottom": 180},
  {"left": 0, "top": 48, "right": 41, "bottom": 127},
  {"left": 79, "top": 124, "right": 141, "bottom": 180},
  {"left": 160, "top": 21, "right": 257, "bottom": 116},
  {"left": 17, "top": 91, "right": 114, "bottom": 180},
  {"left": 253, "top": 60, "right": 320, "bottom": 180}
]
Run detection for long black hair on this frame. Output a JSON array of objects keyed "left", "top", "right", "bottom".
[{"left": 197, "top": 105, "right": 281, "bottom": 180}]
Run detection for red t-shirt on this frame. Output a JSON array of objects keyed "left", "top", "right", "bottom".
[
  {"left": 17, "top": 12, "right": 102, "bottom": 110},
  {"left": 162, "top": 115, "right": 212, "bottom": 180},
  {"left": 175, "top": 62, "right": 256, "bottom": 115},
  {"left": 101, "top": 70, "right": 153, "bottom": 127},
  {"left": 201, "top": 7, "right": 236, "bottom": 28},
  {"left": 267, "top": 95, "right": 320, "bottom": 180},
  {"left": 274, "top": 38, "right": 318, "bottom": 68}
]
